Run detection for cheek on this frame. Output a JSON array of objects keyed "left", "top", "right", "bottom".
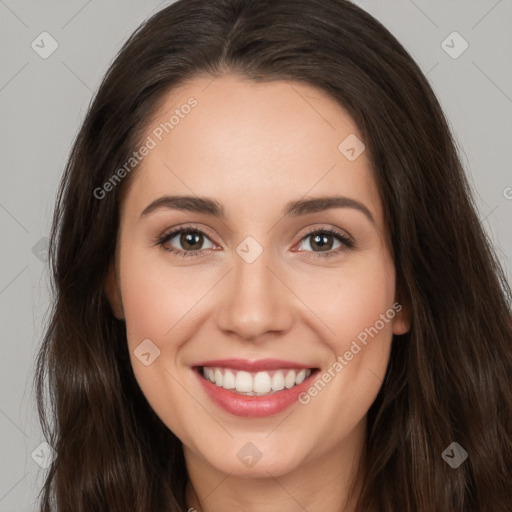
[
  {"left": 118, "top": 251, "right": 206, "bottom": 441},
  {"left": 297, "top": 250, "right": 396, "bottom": 347},
  {"left": 119, "top": 248, "right": 210, "bottom": 347},
  {"left": 291, "top": 260, "right": 396, "bottom": 451}
]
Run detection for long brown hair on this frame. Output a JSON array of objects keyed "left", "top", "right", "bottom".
[{"left": 34, "top": 0, "right": 512, "bottom": 510}]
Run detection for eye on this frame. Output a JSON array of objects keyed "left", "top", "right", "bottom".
[
  {"left": 156, "top": 225, "right": 216, "bottom": 258},
  {"left": 155, "top": 225, "right": 355, "bottom": 259},
  {"left": 294, "top": 227, "right": 354, "bottom": 259}
]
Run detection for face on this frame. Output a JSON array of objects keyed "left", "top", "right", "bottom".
[{"left": 105, "top": 73, "right": 410, "bottom": 479}]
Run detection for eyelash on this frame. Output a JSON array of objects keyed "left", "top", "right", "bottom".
[{"left": 155, "top": 224, "right": 355, "bottom": 259}]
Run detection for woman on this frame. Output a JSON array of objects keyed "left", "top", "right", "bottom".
[{"left": 34, "top": 0, "right": 512, "bottom": 510}]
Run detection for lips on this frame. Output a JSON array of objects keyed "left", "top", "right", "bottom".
[
  {"left": 193, "top": 358, "right": 313, "bottom": 371},
  {"left": 191, "top": 358, "right": 319, "bottom": 417}
]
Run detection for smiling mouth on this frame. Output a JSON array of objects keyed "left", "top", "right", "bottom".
[{"left": 195, "top": 366, "right": 318, "bottom": 396}]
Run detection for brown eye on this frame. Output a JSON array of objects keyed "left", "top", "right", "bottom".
[
  {"left": 309, "top": 233, "right": 335, "bottom": 252},
  {"left": 179, "top": 231, "right": 204, "bottom": 251},
  {"left": 296, "top": 228, "right": 354, "bottom": 259},
  {"left": 157, "top": 227, "right": 215, "bottom": 257}
]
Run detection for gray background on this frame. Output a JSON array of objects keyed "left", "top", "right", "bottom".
[{"left": 0, "top": 0, "right": 511, "bottom": 509}]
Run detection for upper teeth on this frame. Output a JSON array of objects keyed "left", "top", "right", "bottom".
[{"left": 202, "top": 367, "right": 312, "bottom": 395}]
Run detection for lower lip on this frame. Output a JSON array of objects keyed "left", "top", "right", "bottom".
[{"left": 194, "top": 367, "right": 318, "bottom": 417}]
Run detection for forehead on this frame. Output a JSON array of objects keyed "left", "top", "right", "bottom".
[{"left": 122, "top": 73, "right": 382, "bottom": 225}]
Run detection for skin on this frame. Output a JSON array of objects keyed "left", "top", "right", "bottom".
[{"left": 105, "top": 73, "right": 410, "bottom": 512}]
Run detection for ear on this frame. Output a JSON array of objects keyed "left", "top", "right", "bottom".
[
  {"left": 104, "top": 263, "right": 125, "bottom": 320},
  {"left": 391, "top": 290, "right": 411, "bottom": 335}
]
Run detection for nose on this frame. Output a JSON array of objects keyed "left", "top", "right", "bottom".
[{"left": 215, "top": 246, "right": 294, "bottom": 342}]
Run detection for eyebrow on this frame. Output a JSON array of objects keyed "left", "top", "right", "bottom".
[{"left": 140, "top": 195, "right": 375, "bottom": 225}]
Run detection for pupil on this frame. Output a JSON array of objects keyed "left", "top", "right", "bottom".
[
  {"left": 313, "top": 234, "right": 332, "bottom": 251},
  {"left": 182, "top": 232, "right": 202, "bottom": 250}
]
